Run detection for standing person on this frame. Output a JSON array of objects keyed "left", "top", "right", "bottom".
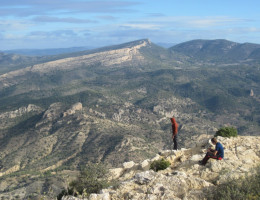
[
  {"left": 199, "top": 137, "right": 224, "bottom": 166},
  {"left": 171, "top": 117, "right": 178, "bottom": 150}
]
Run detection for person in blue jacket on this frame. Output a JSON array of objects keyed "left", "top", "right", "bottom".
[{"left": 199, "top": 137, "right": 224, "bottom": 166}]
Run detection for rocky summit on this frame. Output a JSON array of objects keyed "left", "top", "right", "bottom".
[{"left": 62, "top": 135, "right": 260, "bottom": 200}]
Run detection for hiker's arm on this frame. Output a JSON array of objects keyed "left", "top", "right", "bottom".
[{"left": 207, "top": 148, "right": 217, "bottom": 155}]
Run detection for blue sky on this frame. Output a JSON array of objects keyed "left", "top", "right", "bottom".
[{"left": 1, "top": 0, "right": 260, "bottom": 50}]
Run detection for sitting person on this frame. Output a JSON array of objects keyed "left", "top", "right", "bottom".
[{"left": 199, "top": 137, "right": 224, "bottom": 166}]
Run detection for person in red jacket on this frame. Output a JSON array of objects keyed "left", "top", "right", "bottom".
[{"left": 171, "top": 117, "right": 178, "bottom": 150}]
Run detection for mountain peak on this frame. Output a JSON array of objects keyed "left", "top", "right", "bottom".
[{"left": 102, "top": 38, "right": 152, "bottom": 50}]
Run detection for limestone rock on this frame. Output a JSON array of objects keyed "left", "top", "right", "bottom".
[
  {"left": 0, "top": 104, "right": 42, "bottom": 119},
  {"left": 89, "top": 193, "right": 110, "bottom": 200},
  {"left": 148, "top": 183, "right": 165, "bottom": 195},
  {"left": 109, "top": 168, "right": 124, "bottom": 179},
  {"left": 190, "top": 154, "right": 203, "bottom": 161},
  {"left": 42, "top": 102, "right": 63, "bottom": 120},
  {"left": 63, "top": 102, "right": 83, "bottom": 117},
  {"left": 62, "top": 136, "right": 260, "bottom": 200},
  {"left": 134, "top": 171, "right": 157, "bottom": 185},
  {"left": 139, "top": 159, "right": 151, "bottom": 171},
  {"left": 150, "top": 154, "right": 161, "bottom": 162},
  {"left": 159, "top": 150, "right": 173, "bottom": 157},
  {"left": 123, "top": 161, "right": 135, "bottom": 169},
  {"left": 62, "top": 196, "right": 82, "bottom": 200}
]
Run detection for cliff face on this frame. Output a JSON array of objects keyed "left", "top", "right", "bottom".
[{"left": 62, "top": 135, "right": 260, "bottom": 200}]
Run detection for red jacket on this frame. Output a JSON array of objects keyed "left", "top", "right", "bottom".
[{"left": 171, "top": 117, "right": 178, "bottom": 136}]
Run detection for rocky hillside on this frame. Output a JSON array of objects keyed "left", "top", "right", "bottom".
[
  {"left": 62, "top": 135, "right": 260, "bottom": 200},
  {"left": 0, "top": 39, "right": 149, "bottom": 89},
  {"left": 0, "top": 39, "right": 259, "bottom": 199},
  {"left": 170, "top": 39, "right": 260, "bottom": 63}
]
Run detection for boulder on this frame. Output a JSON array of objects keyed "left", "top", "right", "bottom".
[
  {"left": 109, "top": 168, "right": 124, "bottom": 179},
  {"left": 134, "top": 171, "right": 157, "bottom": 185},
  {"left": 190, "top": 154, "right": 203, "bottom": 161},
  {"left": 139, "top": 159, "right": 150, "bottom": 171},
  {"left": 122, "top": 161, "right": 135, "bottom": 169},
  {"left": 89, "top": 193, "right": 110, "bottom": 200}
]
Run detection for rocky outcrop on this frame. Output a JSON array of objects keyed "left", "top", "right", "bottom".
[
  {"left": 41, "top": 102, "right": 64, "bottom": 122},
  {"left": 0, "top": 104, "right": 42, "bottom": 119},
  {"left": 36, "top": 102, "right": 83, "bottom": 128},
  {"left": 62, "top": 135, "right": 260, "bottom": 200},
  {"left": 63, "top": 102, "right": 83, "bottom": 117}
]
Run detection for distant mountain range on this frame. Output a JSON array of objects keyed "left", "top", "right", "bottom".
[
  {"left": 2, "top": 39, "right": 260, "bottom": 61},
  {"left": 0, "top": 38, "right": 259, "bottom": 199},
  {"left": 3, "top": 46, "right": 95, "bottom": 56},
  {"left": 2, "top": 42, "right": 177, "bottom": 56},
  {"left": 171, "top": 39, "right": 260, "bottom": 62}
]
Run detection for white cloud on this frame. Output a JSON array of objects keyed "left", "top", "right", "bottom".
[
  {"left": 121, "top": 23, "right": 161, "bottom": 30},
  {"left": 0, "top": 0, "right": 140, "bottom": 17},
  {"left": 184, "top": 17, "right": 248, "bottom": 28},
  {"left": 0, "top": 19, "right": 34, "bottom": 31},
  {"left": 33, "top": 16, "right": 97, "bottom": 24},
  {"left": 129, "top": 15, "right": 251, "bottom": 30}
]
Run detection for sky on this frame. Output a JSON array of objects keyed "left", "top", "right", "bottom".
[{"left": 1, "top": 0, "right": 260, "bottom": 50}]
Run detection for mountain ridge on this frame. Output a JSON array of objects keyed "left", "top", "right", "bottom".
[
  {"left": 0, "top": 39, "right": 152, "bottom": 90},
  {"left": 170, "top": 39, "right": 260, "bottom": 62}
]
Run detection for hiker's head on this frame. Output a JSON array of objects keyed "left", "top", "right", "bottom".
[
  {"left": 170, "top": 117, "right": 176, "bottom": 124},
  {"left": 211, "top": 137, "right": 218, "bottom": 145}
]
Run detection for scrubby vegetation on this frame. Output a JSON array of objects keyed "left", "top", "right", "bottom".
[
  {"left": 57, "top": 163, "right": 112, "bottom": 199},
  {"left": 215, "top": 127, "right": 238, "bottom": 137},
  {"left": 208, "top": 166, "right": 260, "bottom": 200},
  {"left": 150, "top": 158, "right": 171, "bottom": 172}
]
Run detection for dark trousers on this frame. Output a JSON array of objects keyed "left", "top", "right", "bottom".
[
  {"left": 173, "top": 135, "right": 177, "bottom": 150},
  {"left": 201, "top": 152, "right": 220, "bottom": 165}
]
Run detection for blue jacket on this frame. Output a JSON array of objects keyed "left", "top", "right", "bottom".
[{"left": 216, "top": 142, "right": 224, "bottom": 158}]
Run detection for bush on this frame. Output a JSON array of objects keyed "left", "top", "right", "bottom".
[
  {"left": 150, "top": 159, "right": 170, "bottom": 172},
  {"left": 57, "top": 163, "right": 110, "bottom": 199},
  {"left": 215, "top": 127, "right": 238, "bottom": 137},
  {"left": 207, "top": 166, "right": 260, "bottom": 200}
]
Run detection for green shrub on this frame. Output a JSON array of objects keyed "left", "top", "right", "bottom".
[
  {"left": 57, "top": 163, "right": 110, "bottom": 199},
  {"left": 215, "top": 127, "right": 238, "bottom": 137},
  {"left": 207, "top": 166, "right": 260, "bottom": 200},
  {"left": 150, "top": 159, "right": 170, "bottom": 172}
]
